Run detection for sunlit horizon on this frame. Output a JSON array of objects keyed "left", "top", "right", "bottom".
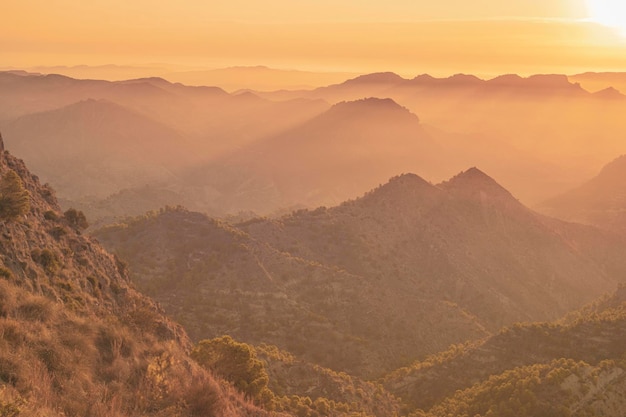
[{"left": 3, "top": 0, "right": 626, "bottom": 79}]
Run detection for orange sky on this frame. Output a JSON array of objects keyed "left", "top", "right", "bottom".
[{"left": 2, "top": 0, "right": 626, "bottom": 76}]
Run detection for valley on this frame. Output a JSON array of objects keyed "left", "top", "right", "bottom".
[{"left": 1, "top": 65, "right": 626, "bottom": 417}]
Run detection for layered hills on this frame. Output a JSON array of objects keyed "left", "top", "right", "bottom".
[
  {"left": 0, "top": 71, "right": 329, "bottom": 221},
  {"left": 384, "top": 284, "right": 626, "bottom": 416},
  {"left": 569, "top": 72, "right": 626, "bottom": 95},
  {"left": 94, "top": 168, "right": 626, "bottom": 380},
  {"left": 0, "top": 143, "right": 268, "bottom": 415},
  {"left": 259, "top": 71, "right": 626, "bottom": 203},
  {"left": 4, "top": 70, "right": 626, "bottom": 223},
  {"left": 3, "top": 127, "right": 624, "bottom": 415},
  {"left": 3, "top": 99, "right": 195, "bottom": 200},
  {"left": 189, "top": 98, "right": 445, "bottom": 213},
  {"left": 538, "top": 154, "right": 626, "bottom": 232}
]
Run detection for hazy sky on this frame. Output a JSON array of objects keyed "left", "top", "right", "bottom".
[{"left": 3, "top": 0, "right": 626, "bottom": 76}]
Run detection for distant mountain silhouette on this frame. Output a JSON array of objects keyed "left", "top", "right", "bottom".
[
  {"left": 5, "top": 70, "right": 626, "bottom": 218},
  {"left": 569, "top": 71, "right": 626, "bottom": 94},
  {"left": 538, "top": 154, "right": 626, "bottom": 231},
  {"left": 3, "top": 99, "right": 194, "bottom": 200},
  {"left": 165, "top": 65, "right": 359, "bottom": 91},
  {"left": 184, "top": 97, "right": 444, "bottom": 213},
  {"left": 252, "top": 71, "right": 626, "bottom": 205},
  {"left": 262, "top": 72, "right": 590, "bottom": 103},
  {"left": 486, "top": 73, "right": 586, "bottom": 94},
  {"left": 0, "top": 71, "right": 329, "bottom": 221},
  {"left": 0, "top": 70, "right": 327, "bottom": 141},
  {"left": 591, "top": 86, "right": 625, "bottom": 100}
]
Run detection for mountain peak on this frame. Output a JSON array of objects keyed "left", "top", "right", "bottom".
[
  {"left": 357, "top": 173, "right": 441, "bottom": 208},
  {"left": 487, "top": 73, "right": 584, "bottom": 94},
  {"left": 386, "top": 172, "right": 434, "bottom": 188},
  {"left": 596, "top": 154, "right": 626, "bottom": 180},
  {"left": 446, "top": 73, "right": 483, "bottom": 84},
  {"left": 409, "top": 73, "right": 482, "bottom": 87},
  {"left": 439, "top": 167, "right": 518, "bottom": 203},
  {"left": 327, "top": 97, "right": 418, "bottom": 121},
  {"left": 344, "top": 72, "right": 406, "bottom": 85},
  {"left": 118, "top": 76, "right": 170, "bottom": 85},
  {"left": 593, "top": 86, "right": 625, "bottom": 99}
]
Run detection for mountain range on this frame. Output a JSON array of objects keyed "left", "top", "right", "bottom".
[
  {"left": 94, "top": 168, "right": 626, "bottom": 381},
  {"left": 385, "top": 284, "right": 626, "bottom": 415},
  {"left": 4, "top": 70, "right": 626, "bottom": 226},
  {"left": 2, "top": 71, "right": 626, "bottom": 414}
]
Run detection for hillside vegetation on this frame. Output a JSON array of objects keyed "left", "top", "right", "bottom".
[
  {"left": 384, "top": 284, "right": 626, "bottom": 411},
  {"left": 95, "top": 169, "right": 626, "bottom": 380},
  {"left": 0, "top": 146, "right": 269, "bottom": 416}
]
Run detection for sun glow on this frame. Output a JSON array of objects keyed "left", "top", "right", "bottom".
[{"left": 586, "top": 0, "right": 626, "bottom": 36}]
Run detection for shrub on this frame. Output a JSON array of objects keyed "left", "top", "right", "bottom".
[
  {"left": 63, "top": 208, "right": 89, "bottom": 230},
  {"left": 31, "top": 249, "right": 61, "bottom": 275},
  {"left": 0, "top": 268, "right": 11, "bottom": 280},
  {"left": 0, "top": 386, "right": 25, "bottom": 417},
  {"left": 16, "top": 298, "right": 52, "bottom": 322},
  {"left": 41, "top": 183, "right": 56, "bottom": 204},
  {"left": 0, "top": 170, "right": 29, "bottom": 221},
  {"left": 49, "top": 226, "right": 68, "bottom": 240},
  {"left": 191, "top": 336, "right": 273, "bottom": 406},
  {"left": 43, "top": 211, "right": 59, "bottom": 221},
  {"left": 0, "top": 356, "right": 20, "bottom": 386}
]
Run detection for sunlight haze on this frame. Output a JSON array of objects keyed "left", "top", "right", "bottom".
[
  {"left": 3, "top": 0, "right": 626, "bottom": 75},
  {"left": 2, "top": 1, "right": 626, "bottom": 416}
]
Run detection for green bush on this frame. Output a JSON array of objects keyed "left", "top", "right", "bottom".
[
  {"left": 191, "top": 336, "right": 273, "bottom": 406},
  {"left": 0, "top": 170, "right": 29, "bottom": 221},
  {"left": 0, "top": 268, "right": 11, "bottom": 280},
  {"left": 64, "top": 208, "right": 89, "bottom": 230},
  {"left": 49, "top": 226, "right": 68, "bottom": 240},
  {"left": 31, "top": 249, "right": 61, "bottom": 275}
]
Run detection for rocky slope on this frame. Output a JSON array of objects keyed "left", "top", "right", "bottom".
[{"left": 0, "top": 142, "right": 269, "bottom": 416}]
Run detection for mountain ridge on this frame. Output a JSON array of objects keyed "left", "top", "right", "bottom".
[
  {"left": 95, "top": 169, "right": 626, "bottom": 380},
  {"left": 383, "top": 283, "right": 626, "bottom": 415},
  {"left": 537, "top": 154, "right": 626, "bottom": 231}
]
